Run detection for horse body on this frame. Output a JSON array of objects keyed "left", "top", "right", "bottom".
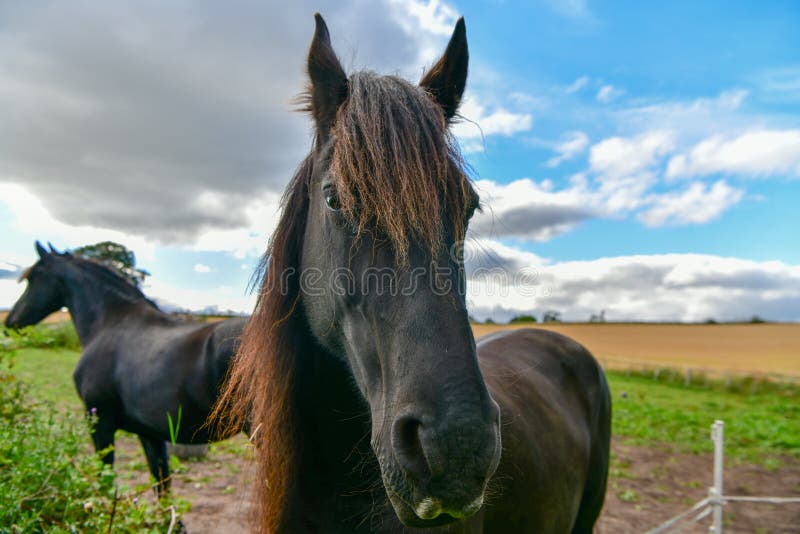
[
  {"left": 76, "top": 309, "right": 243, "bottom": 442},
  {"left": 6, "top": 244, "right": 245, "bottom": 491},
  {"left": 258, "top": 328, "right": 608, "bottom": 534}
]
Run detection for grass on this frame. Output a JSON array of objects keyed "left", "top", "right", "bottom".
[
  {"left": 607, "top": 371, "right": 800, "bottom": 464},
  {"left": 0, "top": 338, "right": 184, "bottom": 531},
  {"left": 11, "top": 338, "right": 798, "bottom": 466},
  {"left": 10, "top": 347, "right": 83, "bottom": 410}
]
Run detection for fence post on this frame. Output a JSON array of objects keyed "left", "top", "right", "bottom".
[{"left": 709, "top": 420, "right": 724, "bottom": 533}]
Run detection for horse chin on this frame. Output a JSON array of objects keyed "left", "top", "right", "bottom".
[
  {"left": 383, "top": 474, "right": 485, "bottom": 528},
  {"left": 386, "top": 490, "right": 463, "bottom": 528}
]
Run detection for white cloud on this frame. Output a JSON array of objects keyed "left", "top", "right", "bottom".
[
  {"left": 0, "top": 182, "right": 277, "bottom": 260},
  {"left": 0, "top": 280, "right": 25, "bottom": 311},
  {"left": 0, "top": 183, "right": 156, "bottom": 262},
  {"left": 193, "top": 263, "right": 212, "bottom": 274},
  {"left": 589, "top": 130, "right": 676, "bottom": 178},
  {"left": 639, "top": 181, "right": 744, "bottom": 227},
  {"left": 465, "top": 243, "right": 800, "bottom": 322},
  {"left": 145, "top": 279, "right": 255, "bottom": 315},
  {"left": 388, "top": 0, "right": 459, "bottom": 37},
  {"left": 621, "top": 89, "right": 749, "bottom": 137},
  {"left": 453, "top": 95, "right": 533, "bottom": 152},
  {"left": 596, "top": 84, "right": 623, "bottom": 103},
  {"left": 756, "top": 66, "right": 800, "bottom": 100},
  {"left": 566, "top": 76, "right": 589, "bottom": 94},
  {"left": 469, "top": 123, "right": 751, "bottom": 240},
  {"left": 666, "top": 129, "right": 800, "bottom": 179},
  {"left": 547, "top": 131, "right": 589, "bottom": 167}
]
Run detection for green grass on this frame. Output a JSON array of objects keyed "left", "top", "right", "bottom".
[
  {"left": 10, "top": 347, "right": 82, "bottom": 410},
  {"left": 1, "top": 340, "right": 184, "bottom": 532},
  {"left": 607, "top": 371, "right": 800, "bottom": 464},
  {"left": 7, "top": 337, "right": 799, "bottom": 466}
]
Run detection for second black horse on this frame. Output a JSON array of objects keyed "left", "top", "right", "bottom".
[{"left": 5, "top": 242, "right": 246, "bottom": 493}]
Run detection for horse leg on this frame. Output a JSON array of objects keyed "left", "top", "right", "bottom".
[
  {"left": 139, "top": 435, "right": 170, "bottom": 496},
  {"left": 90, "top": 413, "right": 116, "bottom": 466}
]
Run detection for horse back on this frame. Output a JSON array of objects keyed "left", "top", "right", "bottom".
[
  {"left": 73, "top": 313, "right": 246, "bottom": 442},
  {"left": 477, "top": 328, "right": 611, "bottom": 534}
]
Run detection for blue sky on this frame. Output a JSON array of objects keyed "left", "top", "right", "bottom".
[
  {"left": 1, "top": 0, "right": 798, "bottom": 321},
  {"left": 458, "top": 0, "right": 799, "bottom": 261}
]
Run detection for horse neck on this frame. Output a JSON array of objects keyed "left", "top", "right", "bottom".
[{"left": 61, "top": 269, "right": 149, "bottom": 345}]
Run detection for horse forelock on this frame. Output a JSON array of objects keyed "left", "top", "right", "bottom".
[{"left": 330, "top": 72, "right": 473, "bottom": 263}]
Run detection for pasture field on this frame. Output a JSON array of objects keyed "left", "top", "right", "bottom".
[
  {"left": 0, "top": 309, "right": 72, "bottom": 324},
  {"left": 4, "top": 321, "right": 800, "bottom": 532},
  {"left": 11, "top": 342, "right": 798, "bottom": 463},
  {"left": 5, "top": 310, "right": 799, "bottom": 377},
  {"left": 474, "top": 322, "right": 800, "bottom": 380}
]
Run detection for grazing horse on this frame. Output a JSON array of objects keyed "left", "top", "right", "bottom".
[
  {"left": 5, "top": 242, "right": 246, "bottom": 493},
  {"left": 215, "top": 15, "right": 611, "bottom": 533}
]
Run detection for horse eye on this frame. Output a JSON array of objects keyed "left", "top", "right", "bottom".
[{"left": 325, "top": 190, "right": 341, "bottom": 212}]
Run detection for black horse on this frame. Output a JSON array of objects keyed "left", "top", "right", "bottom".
[
  {"left": 216, "top": 14, "right": 611, "bottom": 533},
  {"left": 5, "top": 242, "right": 246, "bottom": 493}
]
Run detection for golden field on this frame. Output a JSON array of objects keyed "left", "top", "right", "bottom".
[
  {"left": 473, "top": 322, "right": 800, "bottom": 380},
  {"left": 3, "top": 310, "right": 798, "bottom": 379}
]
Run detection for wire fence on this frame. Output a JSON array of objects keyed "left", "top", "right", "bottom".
[{"left": 645, "top": 420, "right": 800, "bottom": 533}]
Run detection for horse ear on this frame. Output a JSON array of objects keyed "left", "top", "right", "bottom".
[
  {"left": 420, "top": 17, "right": 468, "bottom": 120},
  {"left": 35, "top": 241, "right": 48, "bottom": 259},
  {"left": 307, "top": 13, "right": 347, "bottom": 137},
  {"left": 47, "top": 242, "right": 60, "bottom": 255}
]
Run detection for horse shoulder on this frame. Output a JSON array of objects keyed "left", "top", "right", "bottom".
[{"left": 73, "top": 334, "right": 121, "bottom": 409}]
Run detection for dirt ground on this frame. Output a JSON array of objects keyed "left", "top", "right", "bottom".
[
  {"left": 599, "top": 440, "right": 800, "bottom": 533},
  {"left": 117, "top": 436, "right": 800, "bottom": 533}
]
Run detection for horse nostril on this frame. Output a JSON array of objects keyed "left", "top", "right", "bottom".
[{"left": 392, "top": 414, "right": 431, "bottom": 483}]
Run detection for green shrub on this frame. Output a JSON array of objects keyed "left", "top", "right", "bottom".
[
  {"left": 0, "top": 341, "right": 184, "bottom": 532},
  {"left": 6, "top": 322, "right": 82, "bottom": 351}
]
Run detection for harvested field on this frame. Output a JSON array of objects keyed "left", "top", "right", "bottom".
[
  {"left": 472, "top": 323, "right": 800, "bottom": 380},
  {"left": 4, "top": 312, "right": 797, "bottom": 379}
]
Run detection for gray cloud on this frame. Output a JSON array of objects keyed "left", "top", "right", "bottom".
[
  {"left": 664, "top": 268, "right": 793, "bottom": 291},
  {"left": 470, "top": 203, "right": 596, "bottom": 241},
  {"left": 464, "top": 243, "right": 800, "bottom": 322},
  {"left": 0, "top": 1, "right": 429, "bottom": 242},
  {"left": 0, "top": 267, "right": 20, "bottom": 280}
]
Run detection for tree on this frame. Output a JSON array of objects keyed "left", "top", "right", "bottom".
[
  {"left": 589, "top": 310, "right": 607, "bottom": 323},
  {"left": 72, "top": 241, "right": 150, "bottom": 288},
  {"left": 542, "top": 310, "right": 562, "bottom": 323},
  {"left": 509, "top": 314, "right": 538, "bottom": 324}
]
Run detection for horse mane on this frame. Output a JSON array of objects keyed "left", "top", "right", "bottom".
[
  {"left": 67, "top": 256, "right": 158, "bottom": 309},
  {"left": 212, "top": 155, "right": 313, "bottom": 533},
  {"left": 214, "top": 70, "right": 474, "bottom": 533}
]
